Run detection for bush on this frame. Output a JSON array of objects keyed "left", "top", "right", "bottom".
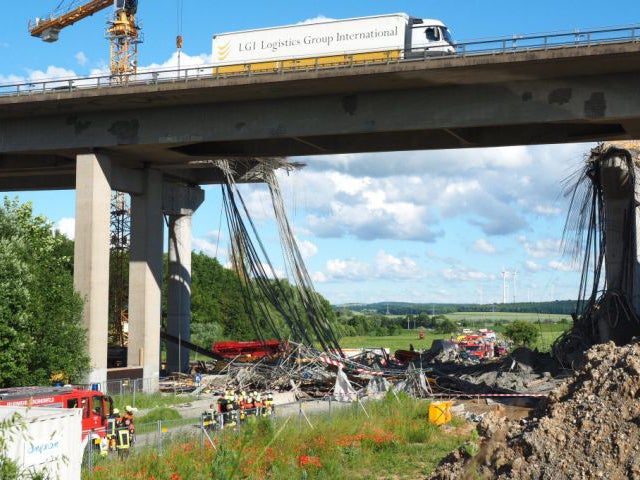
[
  {"left": 504, "top": 321, "right": 539, "bottom": 346},
  {"left": 435, "top": 319, "right": 457, "bottom": 334}
]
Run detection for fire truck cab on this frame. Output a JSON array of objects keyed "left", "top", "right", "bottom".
[{"left": 0, "top": 386, "right": 113, "bottom": 448}]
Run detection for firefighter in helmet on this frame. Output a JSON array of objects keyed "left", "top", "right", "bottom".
[{"left": 123, "top": 405, "right": 136, "bottom": 444}]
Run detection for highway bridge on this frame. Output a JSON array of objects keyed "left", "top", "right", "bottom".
[
  {"left": 1, "top": 25, "right": 639, "bottom": 388},
  {"left": 1, "top": 26, "right": 639, "bottom": 190}
]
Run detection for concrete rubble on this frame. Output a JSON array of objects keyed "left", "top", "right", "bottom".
[{"left": 429, "top": 341, "right": 640, "bottom": 480}]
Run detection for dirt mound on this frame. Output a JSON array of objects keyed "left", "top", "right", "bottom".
[{"left": 429, "top": 341, "right": 640, "bottom": 480}]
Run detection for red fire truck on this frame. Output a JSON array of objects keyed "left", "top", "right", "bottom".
[
  {"left": 212, "top": 340, "right": 286, "bottom": 361},
  {"left": 0, "top": 386, "right": 113, "bottom": 447}
]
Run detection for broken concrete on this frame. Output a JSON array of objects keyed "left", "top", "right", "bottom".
[{"left": 430, "top": 341, "right": 640, "bottom": 480}]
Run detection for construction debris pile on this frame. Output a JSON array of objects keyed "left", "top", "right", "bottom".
[
  {"left": 429, "top": 341, "right": 640, "bottom": 480},
  {"left": 160, "top": 337, "right": 568, "bottom": 403},
  {"left": 452, "top": 347, "right": 565, "bottom": 393}
]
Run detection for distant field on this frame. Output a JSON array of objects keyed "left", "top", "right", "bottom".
[
  {"left": 445, "top": 311, "right": 569, "bottom": 323},
  {"left": 340, "top": 321, "right": 571, "bottom": 353},
  {"left": 340, "top": 332, "right": 447, "bottom": 352}
]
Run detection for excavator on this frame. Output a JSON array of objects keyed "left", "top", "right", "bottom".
[{"left": 28, "top": 0, "right": 141, "bottom": 77}]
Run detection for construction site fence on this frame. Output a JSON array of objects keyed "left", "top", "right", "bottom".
[
  {"left": 74, "top": 376, "right": 197, "bottom": 403},
  {"left": 81, "top": 395, "right": 375, "bottom": 477},
  {"left": 1, "top": 23, "right": 638, "bottom": 97}
]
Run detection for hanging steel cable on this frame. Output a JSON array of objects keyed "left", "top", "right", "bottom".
[
  {"left": 216, "top": 159, "right": 343, "bottom": 354},
  {"left": 262, "top": 167, "right": 343, "bottom": 355}
]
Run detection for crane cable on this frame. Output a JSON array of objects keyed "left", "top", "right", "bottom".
[{"left": 176, "top": 0, "right": 184, "bottom": 73}]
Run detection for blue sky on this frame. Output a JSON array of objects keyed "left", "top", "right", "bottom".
[{"left": 1, "top": 1, "right": 638, "bottom": 304}]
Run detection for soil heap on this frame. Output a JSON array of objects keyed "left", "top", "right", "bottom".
[{"left": 429, "top": 341, "right": 640, "bottom": 480}]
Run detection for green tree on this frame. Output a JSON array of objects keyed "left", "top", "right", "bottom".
[
  {"left": 0, "top": 198, "right": 88, "bottom": 387},
  {"left": 504, "top": 321, "right": 540, "bottom": 347},
  {"left": 435, "top": 318, "right": 458, "bottom": 334},
  {"left": 190, "top": 252, "right": 253, "bottom": 343},
  {"left": 189, "top": 252, "right": 341, "bottom": 346}
]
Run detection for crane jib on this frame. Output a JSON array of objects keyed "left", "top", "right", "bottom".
[
  {"left": 27, "top": 0, "right": 143, "bottom": 37},
  {"left": 28, "top": 0, "right": 141, "bottom": 77}
]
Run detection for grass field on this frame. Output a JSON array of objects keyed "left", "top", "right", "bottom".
[
  {"left": 87, "top": 394, "right": 472, "bottom": 480},
  {"left": 340, "top": 317, "right": 571, "bottom": 353}
]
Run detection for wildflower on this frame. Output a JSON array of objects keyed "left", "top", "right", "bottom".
[{"left": 297, "top": 456, "right": 322, "bottom": 468}]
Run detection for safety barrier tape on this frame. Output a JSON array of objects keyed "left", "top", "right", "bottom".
[
  {"left": 318, "top": 356, "right": 384, "bottom": 377},
  {"left": 428, "top": 392, "right": 548, "bottom": 398},
  {"left": 318, "top": 356, "right": 344, "bottom": 368}
]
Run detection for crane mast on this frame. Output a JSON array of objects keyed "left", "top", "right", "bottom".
[{"left": 28, "top": 0, "right": 141, "bottom": 77}]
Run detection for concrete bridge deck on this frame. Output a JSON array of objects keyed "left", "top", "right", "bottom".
[{"left": 1, "top": 41, "right": 639, "bottom": 190}]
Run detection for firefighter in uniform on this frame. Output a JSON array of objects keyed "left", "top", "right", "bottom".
[
  {"left": 123, "top": 405, "right": 136, "bottom": 444},
  {"left": 254, "top": 392, "right": 263, "bottom": 416},
  {"left": 116, "top": 426, "right": 131, "bottom": 458},
  {"left": 107, "top": 408, "right": 122, "bottom": 452},
  {"left": 202, "top": 403, "right": 218, "bottom": 431},
  {"left": 264, "top": 393, "right": 274, "bottom": 416}
]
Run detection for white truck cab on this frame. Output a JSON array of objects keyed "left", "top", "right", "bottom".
[{"left": 409, "top": 18, "right": 456, "bottom": 56}]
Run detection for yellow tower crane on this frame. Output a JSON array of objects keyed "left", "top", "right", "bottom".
[{"left": 28, "top": 0, "right": 142, "bottom": 77}]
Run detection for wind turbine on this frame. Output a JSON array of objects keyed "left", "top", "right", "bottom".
[
  {"left": 512, "top": 270, "right": 518, "bottom": 303},
  {"left": 501, "top": 269, "right": 509, "bottom": 304}
]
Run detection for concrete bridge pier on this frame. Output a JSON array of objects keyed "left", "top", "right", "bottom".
[
  {"left": 74, "top": 152, "right": 165, "bottom": 386},
  {"left": 164, "top": 184, "right": 204, "bottom": 374},
  {"left": 597, "top": 144, "right": 640, "bottom": 343},
  {"left": 127, "top": 170, "right": 164, "bottom": 391},
  {"left": 74, "top": 153, "right": 112, "bottom": 385}
]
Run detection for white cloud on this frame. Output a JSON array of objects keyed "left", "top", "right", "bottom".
[
  {"left": 442, "top": 267, "right": 495, "bottom": 282},
  {"left": 548, "top": 260, "right": 578, "bottom": 272},
  {"left": 54, "top": 217, "right": 75, "bottom": 240},
  {"left": 290, "top": 143, "right": 590, "bottom": 240},
  {"left": 296, "top": 15, "right": 335, "bottom": 25},
  {"left": 137, "top": 51, "right": 214, "bottom": 80},
  {"left": 374, "top": 250, "right": 423, "bottom": 279},
  {"left": 525, "top": 260, "right": 542, "bottom": 272},
  {"left": 193, "top": 238, "right": 222, "bottom": 258},
  {"left": 311, "top": 271, "right": 327, "bottom": 283},
  {"left": 297, "top": 239, "right": 318, "bottom": 259},
  {"left": 533, "top": 204, "right": 561, "bottom": 215},
  {"left": 0, "top": 73, "right": 25, "bottom": 85},
  {"left": 75, "top": 52, "right": 88, "bottom": 66},
  {"left": 473, "top": 239, "right": 497, "bottom": 254},
  {"left": 193, "top": 230, "right": 226, "bottom": 258},
  {"left": 238, "top": 186, "right": 275, "bottom": 222},
  {"left": 27, "top": 65, "right": 78, "bottom": 82},
  {"left": 520, "top": 237, "right": 562, "bottom": 258},
  {"left": 299, "top": 172, "right": 442, "bottom": 242},
  {"left": 321, "top": 250, "right": 425, "bottom": 282},
  {"left": 325, "top": 258, "right": 372, "bottom": 280}
]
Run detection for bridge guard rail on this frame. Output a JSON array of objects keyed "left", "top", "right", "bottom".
[{"left": 0, "top": 24, "right": 639, "bottom": 97}]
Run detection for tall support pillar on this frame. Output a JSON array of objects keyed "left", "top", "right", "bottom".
[
  {"left": 597, "top": 142, "right": 640, "bottom": 343},
  {"left": 128, "top": 170, "right": 164, "bottom": 391},
  {"left": 164, "top": 184, "right": 204, "bottom": 373},
  {"left": 167, "top": 214, "right": 193, "bottom": 373},
  {"left": 74, "top": 153, "right": 112, "bottom": 385}
]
